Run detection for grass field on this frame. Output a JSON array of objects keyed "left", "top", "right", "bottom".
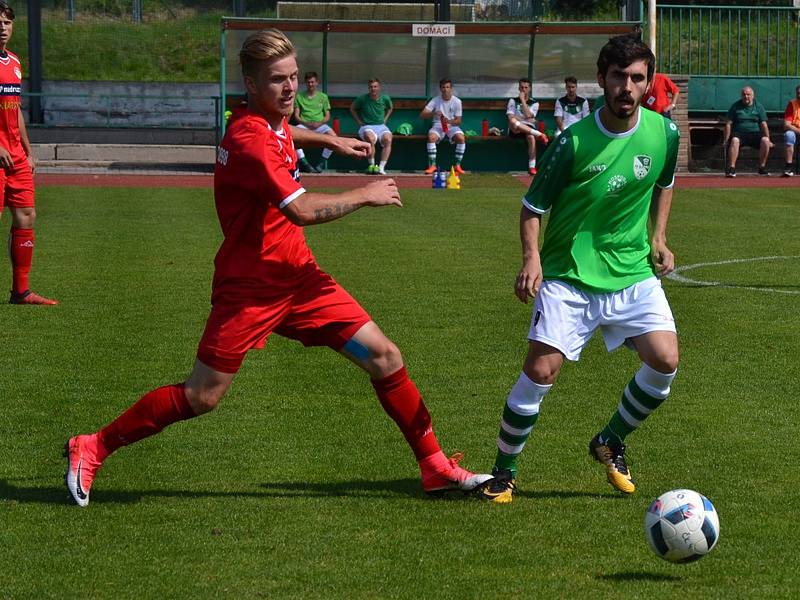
[{"left": 1, "top": 177, "right": 799, "bottom": 598}]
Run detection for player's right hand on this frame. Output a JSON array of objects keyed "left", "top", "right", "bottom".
[
  {"left": 0, "top": 146, "right": 13, "bottom": 169},
  {"left": 515, "top": 257, "right": 542, "bottom": 303},
  {"left": 362, "top": 178, "right": 402, "bottom": 208}
]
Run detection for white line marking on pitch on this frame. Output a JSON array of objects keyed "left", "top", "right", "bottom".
[{"left": 667, "top": 255, "right": 800, "bottom": 295}]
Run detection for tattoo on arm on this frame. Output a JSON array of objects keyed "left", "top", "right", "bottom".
[{"left": 313, "top": 202, "right": 356, "bottom": 221}]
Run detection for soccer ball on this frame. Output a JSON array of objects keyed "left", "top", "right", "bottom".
[{"left": 644, "top": 489, "right": 720, "bottom": 563}]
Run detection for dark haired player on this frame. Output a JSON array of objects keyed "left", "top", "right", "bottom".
[
  {"left": 480, "top": 34, "right": 681, "bottom": 503},
  {"left": 0, "top": 1, "right": 57, "bottom": 305}
]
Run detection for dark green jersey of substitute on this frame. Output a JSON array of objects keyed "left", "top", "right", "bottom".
[{"left": 523, "top": 107, "right": 680, "bottom": 293}]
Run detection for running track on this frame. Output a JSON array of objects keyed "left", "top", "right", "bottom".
[{"left": 34, "top": 172, "right": 800, "bottom": 190}]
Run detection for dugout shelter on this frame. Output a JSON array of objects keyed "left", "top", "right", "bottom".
[{"left": 220, "top": 17, "right": 639, "bottom": 172}]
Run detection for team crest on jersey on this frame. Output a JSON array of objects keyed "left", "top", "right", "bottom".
[
  {"left": 14, "top": 67, "right": 21, "bottom": 79},
  {"left": 607, "top": 174, "right": 627, "bottom": 192},
  {"left": 633, "top": 155, "right": 652, "bottom": 180}
]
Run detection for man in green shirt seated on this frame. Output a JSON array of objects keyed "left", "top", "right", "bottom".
[
  {"left": 293, "top": 71, "right": 336, "bottom": 173},
  {"left": 349, "top": 79, "right": 394, "bottom": 174},
  {"left": 724, "top": 86, "right": 773, "bottom": 177}
]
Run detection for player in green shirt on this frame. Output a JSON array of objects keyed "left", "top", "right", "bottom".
[
  {"left": 293, "top": 71, "right": 336, "bottom": 173},
  {"left": 479, "top": 34, "right": 681, "bottom": 503},
  {"left": 349, "top": 79, "right": 394, "bottom": 174}
]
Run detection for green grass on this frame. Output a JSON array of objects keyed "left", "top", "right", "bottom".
[{"left": 1, "top": 179, "right": 799, "bottom": 597}]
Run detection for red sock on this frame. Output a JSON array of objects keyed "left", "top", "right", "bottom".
[
  {"left": 10, "top": 227, "right": 34, "bottom": 293},
  {"left": 372, "top": 366, "right": 441, "bottom": 460},
  {"left": 97, "top": 383, "right": 196, "bottom": 458}
]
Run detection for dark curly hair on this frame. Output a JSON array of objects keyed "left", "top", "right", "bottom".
[
  {"left": 597, "top": 33, "right": 654, "bottom": 81},
  {"left": 0, "top": 1, "right": 15, "bottom": 20}
]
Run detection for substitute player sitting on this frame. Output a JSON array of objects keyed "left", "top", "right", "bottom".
[
  {"left": 480, "top": 33, "right": 681, "bottom": 503},
  {"left": 507, "top": 77, "right": 548, "bottom": 176},
  {"left": 349, "top": 79, "right": 393, "bottom": 174},
  {"left": 422, "top": 79, "right": 466, "bottom": 175},
  {"left": 65, "top": 28, "right": 490, "bottom": 507},
  {"left": 293, "top": 70, "right": 336, "bottom": 173},
  {"left": 0, "top": 1, "right": 57, "bottom": 305}
]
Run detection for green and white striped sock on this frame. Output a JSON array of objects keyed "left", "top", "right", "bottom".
[
  {"left": 600, "top": 363, "right": 675, "bottom": 446},
  {"left": 493, "top": 373, "right": 551, "bottom": 476}
]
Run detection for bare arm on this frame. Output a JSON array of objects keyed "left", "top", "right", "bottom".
[
  {"left": 669, "top": 88, "right": 680, "bottom": 111},
  {"left": 515, "top": 207, "right": 543, "bottom": 303},
  {"left": 723, "top": 121, "right": 731, "bottom": 144},
  {"left": 349, "top": 102, "right": 363, "bottom": 127},
  {"left": 383, "top": 107, "right": 393, "bottom": 124},
  {"left": 321, "top": 109, "right": 331, "bottom": 125},
  {"left": 293, "top": 105, "right": 303, "bottom": 125},
  {"left": 290, "top": 125, "right": 370, "bottom": 158},
  {"left": 760, "top": 120, "right": 771, "bottom": 139},
  {"left": 18, "top": 109, "right": 35, "bottom": 172},
  {"left": 649, "top": 186, "right": 675, "bottom": 277},
  {"left": 281, "top": 178, "right": 401, "bottom": 226},
  {"left": 554, "top": 116, "right": 565, "bottom": 131},
  {"left": 784, "top": 120, "right": 800, "bottom": 135},
  {"left": 420, "top": 105, "right": 434, "bottom": 120}
]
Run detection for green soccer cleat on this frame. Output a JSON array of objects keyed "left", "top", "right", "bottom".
[
  {"left": 476, "top": 468, "right": 516, "bottom": 504},
  {"left": 589, "top": 434, "right": 635, "bottom": 494}
]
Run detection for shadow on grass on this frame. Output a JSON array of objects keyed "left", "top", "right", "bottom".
[
  {"left": 597, "top": 571, "right": 681, "bottom": 583},
  {"left": 515, "top": 489, "right": 620, "bottom": 500},
  {"left": 0, "top": 477, "right": 427, "bottom": 506}
]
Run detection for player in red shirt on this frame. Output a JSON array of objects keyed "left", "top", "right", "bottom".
[
  {"left": 642, "top": 71, "right": 680, "bottom": 119},
  {"left": 64, "top": 28, "right": 490, "bottom": 507},
  {"left": 0, "top": 2, "right": 57, "bottom": 305}
]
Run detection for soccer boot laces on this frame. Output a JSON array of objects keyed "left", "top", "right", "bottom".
[
  {"left": 589, "top": 434, "right": 635, "bottom": 494},
  {"left": 420, "top": 451, "right": 492, "bottom": 495}
]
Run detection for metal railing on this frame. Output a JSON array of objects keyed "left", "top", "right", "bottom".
[{"left": 657, "top": 5, "right": 800, "bottom": 77}]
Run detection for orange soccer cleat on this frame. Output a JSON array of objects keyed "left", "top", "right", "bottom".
[
  {"left": 423, "top": 165, "right": 438, "bottom": 175},
  {"left": 453, "top": 164, "right": 465, "bottom": 175},
  {"left": 419, "top": 451, "right": 492, "bottom": 495},
  {"left": 9, "top": 290, "right": 59, "bottom": 305},
  {"left": 64, "top": 434, "right": 105, "bottom": 507}
]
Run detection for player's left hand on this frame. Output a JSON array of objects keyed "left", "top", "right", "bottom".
[
  {"left": 27, "top": 154, "right": 36, "bottom": 173},
  {"left": 651, "top": 242, "right": 675, "bottom": 277},
  {"left": 332, "top": 136, "right": 371, "bottom": 159}
]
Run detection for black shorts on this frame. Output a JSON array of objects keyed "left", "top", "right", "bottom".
[{"left": 732, "top": 131, "right": 764, "bottom": 149}]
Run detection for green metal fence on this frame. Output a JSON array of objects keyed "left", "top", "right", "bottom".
[{"left": 656, "top": 4, "right": 800, "bottom": 77}]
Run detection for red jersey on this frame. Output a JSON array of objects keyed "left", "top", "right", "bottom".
[
  {"left": 212, "top": 107, "right": 314, "bottom": 301},
  {"left": 643, "top": 73, "right": 679, "bottom": 115},
  {"left": 0, "top": 50, "right": 24, "bottom": 160}
]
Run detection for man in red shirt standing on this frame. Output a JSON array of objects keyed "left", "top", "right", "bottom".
[
  {"left": 0, "top": 2, "right": 57, "bottom": 305},
  {"left": 65, "top": 28, "right": 490, "bottom": 507},
  {"left": 642, "top": 71, "right": 680, "bottom": 119}
]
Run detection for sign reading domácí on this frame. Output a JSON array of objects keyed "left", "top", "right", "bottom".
[{"left": 412, "top": 23, "right": 455, "bottom": 37}]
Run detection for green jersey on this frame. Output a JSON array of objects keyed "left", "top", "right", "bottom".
[
  {"left": 523, "top": 107, "right": 680, "bottom": 293},
  {"left": 726, "top": 99, "right": 767, "bottom": 135},
  {"left": 294, "top": 90, "right": 330, "bottom": 123},
  {"left": 352, "top": 93, "right": 392, "bottom": 125}
]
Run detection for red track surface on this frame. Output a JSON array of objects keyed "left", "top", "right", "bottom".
[{"left": 34, "top": 172, "right": 800, "bottom": 190}]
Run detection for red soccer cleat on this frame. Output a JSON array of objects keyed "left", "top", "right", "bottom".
[
  {"left": 9, "top": 290, "right": 59, "bottom": 305},
  {"left": 420, "top": 451, "right": 492, "bottom": 495},
  {"left": 423, "top": 165, "right": 438, "bottom": 175},
  {"left": 64, "top": 434, "right": 104, "bottom": 507},
  {"left": 528, "top": 167, "right": 538, "bottom": 176},
  {"left": 454, "top": 164, "right": 466, "bottom": 175}
]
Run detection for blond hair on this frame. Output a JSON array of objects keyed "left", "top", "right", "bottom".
[{"left": 240, "top": 29, "right": 295, "bottom": 78}]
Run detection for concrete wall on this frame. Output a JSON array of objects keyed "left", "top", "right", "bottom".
[{"left": 27, "top": 81, "right": 220, "bottom": 128}]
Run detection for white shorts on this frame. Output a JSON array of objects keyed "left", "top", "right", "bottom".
[
  {"left": 359, "top": 124, "right": 391, "bottom": 143},
  {"left": 429, "top": 124, "right": 464, "bottom": 142},
  {"left": 296, "top": 123, "right": 334, "bottom": 135},
  {"left": 528, "top": 277, "right": 676, "bottom": 361}
]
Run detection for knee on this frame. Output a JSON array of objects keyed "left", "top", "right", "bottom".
[
  {"left": 185, "top": 385, "right": 224, "bottom": 415},
  {"left": 12, "top": 207, "right": 36, "bottom": 228},
  {"left": 369, "top": 339, "right": 403, "bottom": 378},
  {"left": 523, "top": 359, "right": 560, "bottom": 386},
  {"left": 382, "top": 135, "right": 392, "bottom": 148},
  {"left": 647, "top": 350, "right": 679, "bottom": 375}
]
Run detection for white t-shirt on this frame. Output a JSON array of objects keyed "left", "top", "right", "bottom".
[
  {"left": 425, "top": 95, "right": 463, "bottom": 121},
  {"left": 506, "top": 97, "right": 539, "bottom": 125},
  {"left": 553, "top": 95, "right": 590, "bottom": 131}
]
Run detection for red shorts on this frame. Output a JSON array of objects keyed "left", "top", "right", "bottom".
[
  {"left": 0, "top": 160, "right": 35, "bottom": 211},
  {"left": 196, "top": 266, "right": 371, "bottom": 373}
]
